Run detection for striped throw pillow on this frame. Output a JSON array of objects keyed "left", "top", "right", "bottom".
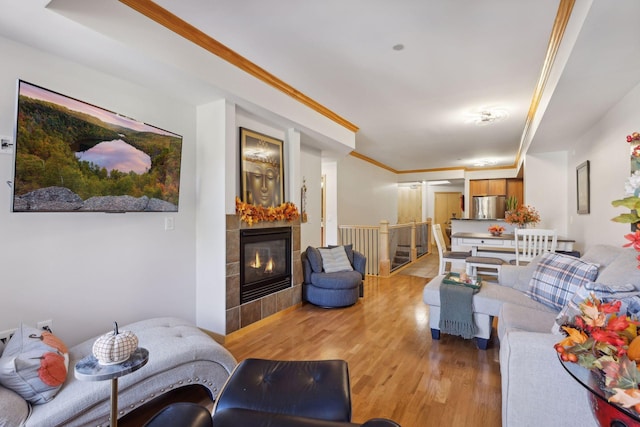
[
  {"left": 526, "top": 253, "right": 599, "bottom": 310},
  {"left": 318, "top": 246, "right": 353, "bottom": 273}
]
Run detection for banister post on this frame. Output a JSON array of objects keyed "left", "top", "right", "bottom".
[
  {"left": 427, "top": 218, "right": 433, "bottom": 255},
  {"left": 410, "top": 221, "right": 417, "bottom": 261},
  {"left": 379, "top": 220, "right": 390, "bottom": 277}
]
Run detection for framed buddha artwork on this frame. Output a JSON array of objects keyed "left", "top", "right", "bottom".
[{"left": 240, "top": 128, "right": 284, "bottom": 208}]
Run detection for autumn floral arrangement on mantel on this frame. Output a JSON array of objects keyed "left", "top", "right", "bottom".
[
  {"left": 504, "top": 204, "right": 541, "bottom": 228},
  {"left": 555, "top": 294, "right": 640, "bottom": 413},
  {"left": 235, "top": 197, "right": 300, "bottom": 226}
]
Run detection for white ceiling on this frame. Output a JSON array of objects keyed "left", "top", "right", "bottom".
[{"left": 1, "top": 0, "right": 640, "bottom": 173}]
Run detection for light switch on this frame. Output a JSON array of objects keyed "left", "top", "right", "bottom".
[{"left": 164, "top": 216, "right": 175, "bottom": 231}]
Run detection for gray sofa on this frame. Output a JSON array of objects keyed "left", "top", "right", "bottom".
[
  {"left": 424, "top": 244, "right": 640, "bottom": 427},
  {"left": 0, "top": 317, "right": 237, "bottom": 427}
]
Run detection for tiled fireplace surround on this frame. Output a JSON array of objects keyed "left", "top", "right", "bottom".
[{"left": 225, "top": 215, "right": 303, "bottom": 334}]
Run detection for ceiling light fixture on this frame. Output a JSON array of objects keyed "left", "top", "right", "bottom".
[
  {"left": 473, "top": 159, "right": 498, "bottom": 167},
  {"left": 466, "top": 108, "right": 509, "bottom": 126},
  {"left": 392, "top": 44, "right": 404, "bottom": 51}
]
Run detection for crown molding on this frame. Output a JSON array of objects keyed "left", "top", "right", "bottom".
[
  {"left": 515, "top": 0, "right": 575, "bottom": 166},
  {"left": 348, "top": 151, "right": 399, "bottom": 173},
  {"left": 119, "top": 0, "right": 359, "bottom": 133},
  {"left": 350, "top": 152, "right": 518, "bottom": 174}
]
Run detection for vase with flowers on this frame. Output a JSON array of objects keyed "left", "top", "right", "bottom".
[
  {"left": 611, "top": 132, "right": 640, "bottom": 269},
  {"left": 488, "top": 224, "right": 504, "bottom": 236},
  {"left": 612, "top": 170, "right": 640, "bottom": 232},
  {"left": 504, "top": 205, "right": 540, "bottom": 228},
  {"left": 555, "top": 294, "right": 640, "bottom": 420}
]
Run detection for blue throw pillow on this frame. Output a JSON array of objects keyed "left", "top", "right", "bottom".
[
  {"left": 305, "top": 246, "right": 324, "bottom": 273},
  {"left": 526, "top": 253, "right": 599, "bottom": 311}
]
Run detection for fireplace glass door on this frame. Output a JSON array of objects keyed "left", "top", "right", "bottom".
[{"left": 240, "top": 227, "right": 292, "bottom": 303}]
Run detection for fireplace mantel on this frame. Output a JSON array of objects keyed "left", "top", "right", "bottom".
[{"left": 225, "top": 215, "right": 302, "bottom": 334}]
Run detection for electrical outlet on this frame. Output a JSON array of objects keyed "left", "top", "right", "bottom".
[
  {"left": 0, "top": 136, "right": 13, "bottom": 155},
  {"left": 37, "top": 319, "right": 53, "bottom": 332}
]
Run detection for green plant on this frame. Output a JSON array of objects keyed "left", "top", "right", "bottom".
[
  {"left": 505, "top": 196, "right": 518, "bottom": 211},
  {"left": 612, "top": 170, "right": 640, "bottom": 226}
]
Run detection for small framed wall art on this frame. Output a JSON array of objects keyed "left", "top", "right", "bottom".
[
  {"left": 240, "top": 128, "right": 284, "bottom": 208},
  {"left": 576, "top": 160, "right": 590, "bottom": 214}
]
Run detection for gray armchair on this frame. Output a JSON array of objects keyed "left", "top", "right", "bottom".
[{"left": 301, "top": 245, "right": 366, "bottom": 308}]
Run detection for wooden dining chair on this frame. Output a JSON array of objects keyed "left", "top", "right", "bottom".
[
  {"left": 514, "top": 228, "right": 557, "bottom": 266},
  {"left": 465, "top": 255, "right": 505, "bottom": 279},
  {"left": 432, "top": 223, "right": 470, "bottom": 275}
]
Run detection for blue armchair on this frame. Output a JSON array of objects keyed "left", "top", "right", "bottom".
[{"left": 301, "top": 245, "right": 366, "bottom": 308}]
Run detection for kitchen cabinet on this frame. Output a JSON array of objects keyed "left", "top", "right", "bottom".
[
  {"left": 506, "top": 179, "right": 524, "bottom": 208},
  {"left": 488, "top": 179, "right": 506, "bottom": 196},
  {"left": 469, "top": 178, "right": 523, "bottom": 213},
  {"left": 469, "top": 179, "right": 506, "bottom": 196}
]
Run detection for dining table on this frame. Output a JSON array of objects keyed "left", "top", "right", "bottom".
[{"left": 450, "top": 232, "right": 576, "bottom": 261}]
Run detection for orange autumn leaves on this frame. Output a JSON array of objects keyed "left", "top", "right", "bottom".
[
  {"left": 236, "top": 197, "right": 300, "bottom": 226},
  {"left": 488, "top": 225, "right": 505, "bottom": 235},
  {"left": 555, "top": 295, "right": 640, "bottom": 411}
]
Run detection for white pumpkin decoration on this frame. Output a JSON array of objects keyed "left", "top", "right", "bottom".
[{"left": 92, "top": 322, "right": 139, "bottom": 365}]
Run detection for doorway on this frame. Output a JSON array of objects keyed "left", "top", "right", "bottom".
[
  {"left": 434, "top": 192, "right": 462, "bottom": 247},
  {"left": 398, "top": 184, "right": 422, "bottom": 224}
]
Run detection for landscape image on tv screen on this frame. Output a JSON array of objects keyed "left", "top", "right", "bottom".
[{"left": 12, "top": 80, "right": 183, "bottom": 212}]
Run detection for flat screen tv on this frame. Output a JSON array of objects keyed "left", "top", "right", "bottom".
[{"left": 11, "top": 80, "right": 183, "bottom": 212}]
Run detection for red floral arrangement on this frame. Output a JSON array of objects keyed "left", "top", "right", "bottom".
[
  {"left": 626, "top": 132, "right": 640, "bottom": 143},
  {"left": 235, "top": 197, "right": 300, "bottom": 226},
  {"left": 555, "top": 294, "right": 640, "bottom": 412},
  {"left": 627, "top": 132, "right": 640, "bottom": 158},
  {"left": 612, "top": 132, "right": 640, "bottom": 268}
]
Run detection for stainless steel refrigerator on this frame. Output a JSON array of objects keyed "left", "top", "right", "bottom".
[{"left": 472, "top": 195, "right": 506, "bottom": 219}]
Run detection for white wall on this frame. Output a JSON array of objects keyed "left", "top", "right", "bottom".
[
  {"left": 322, "top": 161, "right": 338, "bottom": 244},
  {"left": 336, "top": 155, "right": 397, "bottom": 227},
  {"left": 195, "top": 100, "right": 231, "bottom": 334},
  {"left": 0, "top": 36, "right": 198, "bottom": 345},
  {"left": 566, "top": 81, "right": 640, "bottom": 253},
  {"left": 300, "top": 145, "right": 322, "bottom": 249},
  {"left": 524, "top": 151, "right": 569, "bottom": 235}
]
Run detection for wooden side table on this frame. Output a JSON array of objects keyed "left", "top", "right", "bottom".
[{"left": 75, "top": 347, "right": 149, "bottom": 427}]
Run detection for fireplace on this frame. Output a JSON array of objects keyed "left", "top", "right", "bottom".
[{"left": 240, "top": 227, "right": 292, "bottom": 304}]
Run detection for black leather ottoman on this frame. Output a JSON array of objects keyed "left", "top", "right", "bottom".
[
  {"left": 213, "top": 358, "right": 352, "bottom": 422},
  {"left": 145, "top": 359, "right": 401, "bottom": 427},
  {"left": 143, "top": 402, "right": 213, "bottom": 427}
]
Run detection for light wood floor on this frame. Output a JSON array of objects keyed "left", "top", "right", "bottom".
[{"left": 224, "top": 253, "right": 502, "bottom": 427}]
